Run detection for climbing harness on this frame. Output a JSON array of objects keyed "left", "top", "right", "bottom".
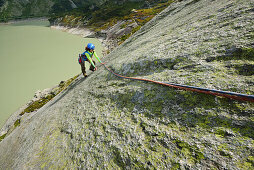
[
  {"left": 78, "top": 51, "right": 94, "bottom": 64},
  {"left": 100, "top": 63, "right": 254, "bottom": 103}
]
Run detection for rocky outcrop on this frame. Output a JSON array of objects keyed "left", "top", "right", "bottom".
[
  {"left": 51, "top": 19, "right": 139, "bottom": 55},
  {"left": 0, "top": 0, "right": 254, "bottom": 169},
  {"left": 98, "top": 20, "right": 139, "bottom": 52},
  {"left": 49, "top": 1, "right": 171, "bottom": 55},
  {"left": 50, "top": 25, "right": 94, "bottom": 37}
]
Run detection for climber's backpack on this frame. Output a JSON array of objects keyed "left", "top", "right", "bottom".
[
  {"left": 78, "top": 52, "right": 94, "bottom": 64},
  {"left": 78, "top": 54, "right": 83, "bottom": 64}
]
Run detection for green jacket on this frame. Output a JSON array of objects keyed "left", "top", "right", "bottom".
[{"left": 82, "top": 51, "right": 102, "bottom": 68}]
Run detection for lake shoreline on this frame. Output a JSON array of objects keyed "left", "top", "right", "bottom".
[{"left": 50, "top": 25, "right": 113, "bottom": 57}]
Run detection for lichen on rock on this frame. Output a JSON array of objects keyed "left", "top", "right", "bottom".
[{"left": 0, "top": 0, "right": 254, "bottom": 169}]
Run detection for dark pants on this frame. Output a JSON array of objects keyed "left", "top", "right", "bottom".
[{"left": 80, "top": 60, "right": 96, "bottom": 76}]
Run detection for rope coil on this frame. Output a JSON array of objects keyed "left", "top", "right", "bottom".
[{"left": 101, "top": 63, "right": 254, "bottom": 103}]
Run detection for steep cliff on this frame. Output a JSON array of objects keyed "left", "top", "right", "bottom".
[{"left": 0, "top": 0, "right": 253, "bottom": 169}]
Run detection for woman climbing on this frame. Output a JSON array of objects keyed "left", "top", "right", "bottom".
[{"left": 78, "top": 43, "right": 102, "bottom": 77}]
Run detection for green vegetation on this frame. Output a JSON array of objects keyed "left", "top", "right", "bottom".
[
  {"left": 20, "top": 74, "right": 78, "bottom": 116},
  {"left": 0, "top": 0, "right": 4, "bottom": 6},
  {"left": 48, "top": 1, "right": 143, "bottom": 26},
  {"left": 0, "top": 119, "right": 20, "bottom": 143},
  {"left": 207, "top": 47, "right": 254, "bottom": 62},
  {"left": 0, "top": 133, "right": 7, "bottom": 142},
  {"left": 234, "top": 64, "right": 254, "bottom": 76},
  {"left": 0, "top": 0, "right": 51, "bottom": 22},
  {"left": 0, "top": 8, "right": 10, "bottom": 22},
  {"left": 94, "top": 77, "right": 253, "bottom": 168},
  {"left": 93, "top": 1, "right": 174, "bottom": 44},
  {"left": 89, "top": 1, "right": 144, "bottom": 24},
  {"left": 14, "top": 119, "right": 21, "bottom": 128},
  {"left": 51, "top": 0, "right": 74, "bottom": 14},
  {"left": 237, "top": 159, "right": 253, "bottom": 169},
  {"left": 20, "top": 94, "right": 55, "bottom": 116},
  {"left": 119, "top": 25, "right": 142, "bottom": 44},
  {"left": 88, "top": 84, "right": 213, "bottom": 168},
  {"left": 226, "top": 47, "right": 254, "bottom": 61},
  {"left": 174, "top": 138, "right": 205, "bottom": 163}
]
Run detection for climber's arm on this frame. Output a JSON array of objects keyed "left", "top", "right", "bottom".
[
  {"left": 94, "top": 52, "right": 102, "bottom": 63},
  {"left": 85, "top": 53, "right": 96, "bottom": 68}
]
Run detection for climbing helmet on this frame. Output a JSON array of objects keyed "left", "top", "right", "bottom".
[{"left": 87, "top": 43, "right": 95, "bottom": 50}]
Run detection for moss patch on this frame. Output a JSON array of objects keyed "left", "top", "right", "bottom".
[
  {"left": 174, "top": 138, "right": 205, "bottom": 163},
  {"left": 14, "top": 119, "right": 21, "bottom": 128},
  {"left": 0, "top": 133, "right": 7, "bottom": 142},
  {"left": 234, "top": 64, "right": 254, "bottom": 76},
  {"left": 20, "top": 94, "right": 55, "bottom": 116},
  {"left": 207, "top": 47, "right": 254, "bottom": 62},
  {"left": 20, "top": 74, "right": 78, "bottom": 116}
]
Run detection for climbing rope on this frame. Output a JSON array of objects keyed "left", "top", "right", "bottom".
[{"left": 101, "top": 63, "right": 254, "bottom": 103}]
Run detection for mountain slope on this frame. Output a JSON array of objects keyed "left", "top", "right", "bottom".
[
  {"left": 0, "top": 0, "right": 54, "bottom": 21},
  {"left": 0, "top": 0, "right": 155, "bottom": 21},
  {"left": 0, "top": 0, "right": 253, "bottom": 169}
]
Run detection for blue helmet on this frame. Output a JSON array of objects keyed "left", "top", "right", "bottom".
[{"left": 87, "top": 43, "right": 95, "bottom": 50}]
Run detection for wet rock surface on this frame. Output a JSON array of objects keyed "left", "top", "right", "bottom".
[{"left": 0, "top": 0, "right": 254, "bottom": 169}]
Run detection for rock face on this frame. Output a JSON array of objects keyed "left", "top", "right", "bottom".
[
  {"left": 0, "top": 0, "right": 254, "bottom": 169},
  {"left": 100, "top": 20, "right": 139, "bottom": 52},
  {"left": 51, "top": 19, "right": 139, "bottom": 56}
]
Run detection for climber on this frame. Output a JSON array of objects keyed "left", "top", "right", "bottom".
[{"left": 78, "top": 43, "right": 102, "bottom": 77}]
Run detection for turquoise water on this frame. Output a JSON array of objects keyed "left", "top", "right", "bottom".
[{"left": 0, "top": 20, "right": 102, "bottom": 128}]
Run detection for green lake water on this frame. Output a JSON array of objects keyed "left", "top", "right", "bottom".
[{"left": 0, "top": 20, "right": 102, "bottom": 128}]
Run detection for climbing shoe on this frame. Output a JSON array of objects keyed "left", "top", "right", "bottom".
[{"left": 83, "top": 73, "right": 88, "bottom": 77}]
